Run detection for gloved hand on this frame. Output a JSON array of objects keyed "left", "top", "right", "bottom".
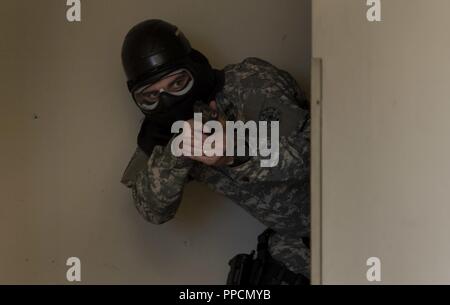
[{"left": 137, "top": 117, "right": 175, "bottom": 156}]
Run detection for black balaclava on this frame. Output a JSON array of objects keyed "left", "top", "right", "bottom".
[{"left": 121, "top": 19, "right": 225, "bottom": 156}]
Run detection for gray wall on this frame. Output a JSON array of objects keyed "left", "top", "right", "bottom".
[
  {"left": 0, "top": 0, "right": 311, "bottom": 284},
  {"left": 313, "top": 0, "right": 450, "bottom": 284}
]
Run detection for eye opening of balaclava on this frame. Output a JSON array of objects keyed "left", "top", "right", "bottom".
[{"left": 132, "top": 68, "right": 195, "bottom": 113}]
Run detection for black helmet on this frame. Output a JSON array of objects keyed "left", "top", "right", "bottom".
[
  {"left": 121, "top": 19, "right": 223, "bottom": 112},
  {"left": 121, "top": 19, "right": 193, "bottom": 92}
]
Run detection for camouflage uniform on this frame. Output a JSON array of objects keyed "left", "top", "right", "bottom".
[{"left": 121, "top": 57, "right": 311, "bottom": 278}]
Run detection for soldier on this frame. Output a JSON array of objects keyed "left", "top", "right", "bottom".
[{"left": 120, "top": 19, "right": 311, "bottom": 284}]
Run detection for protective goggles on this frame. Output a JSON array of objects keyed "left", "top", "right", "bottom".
[{"left": 132, "top": 69, "right": 194, "bottom": 111}]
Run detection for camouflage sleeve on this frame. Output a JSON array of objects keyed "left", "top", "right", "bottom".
[
  {"left": 219, "top": 58, "right": 311, "bottom": 236},
  {"left": 121, "top": 142, "right": 194, "bottom": 225},
  {"left": 239, "top": 58, "right": 310, "bottom": 175},
  {"left": 219, "top": 57, "right": 311, "bottom": 172},
  {"left": 229, "top": 101, "right": 311, "bottom": 191}
]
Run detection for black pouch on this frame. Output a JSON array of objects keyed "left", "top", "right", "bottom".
[
  {"left": 226, "top": 229, "right": 310, "bottom": 286},
  {"left": 226, "top": 251, "right": 255, "bottom": 285}
]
